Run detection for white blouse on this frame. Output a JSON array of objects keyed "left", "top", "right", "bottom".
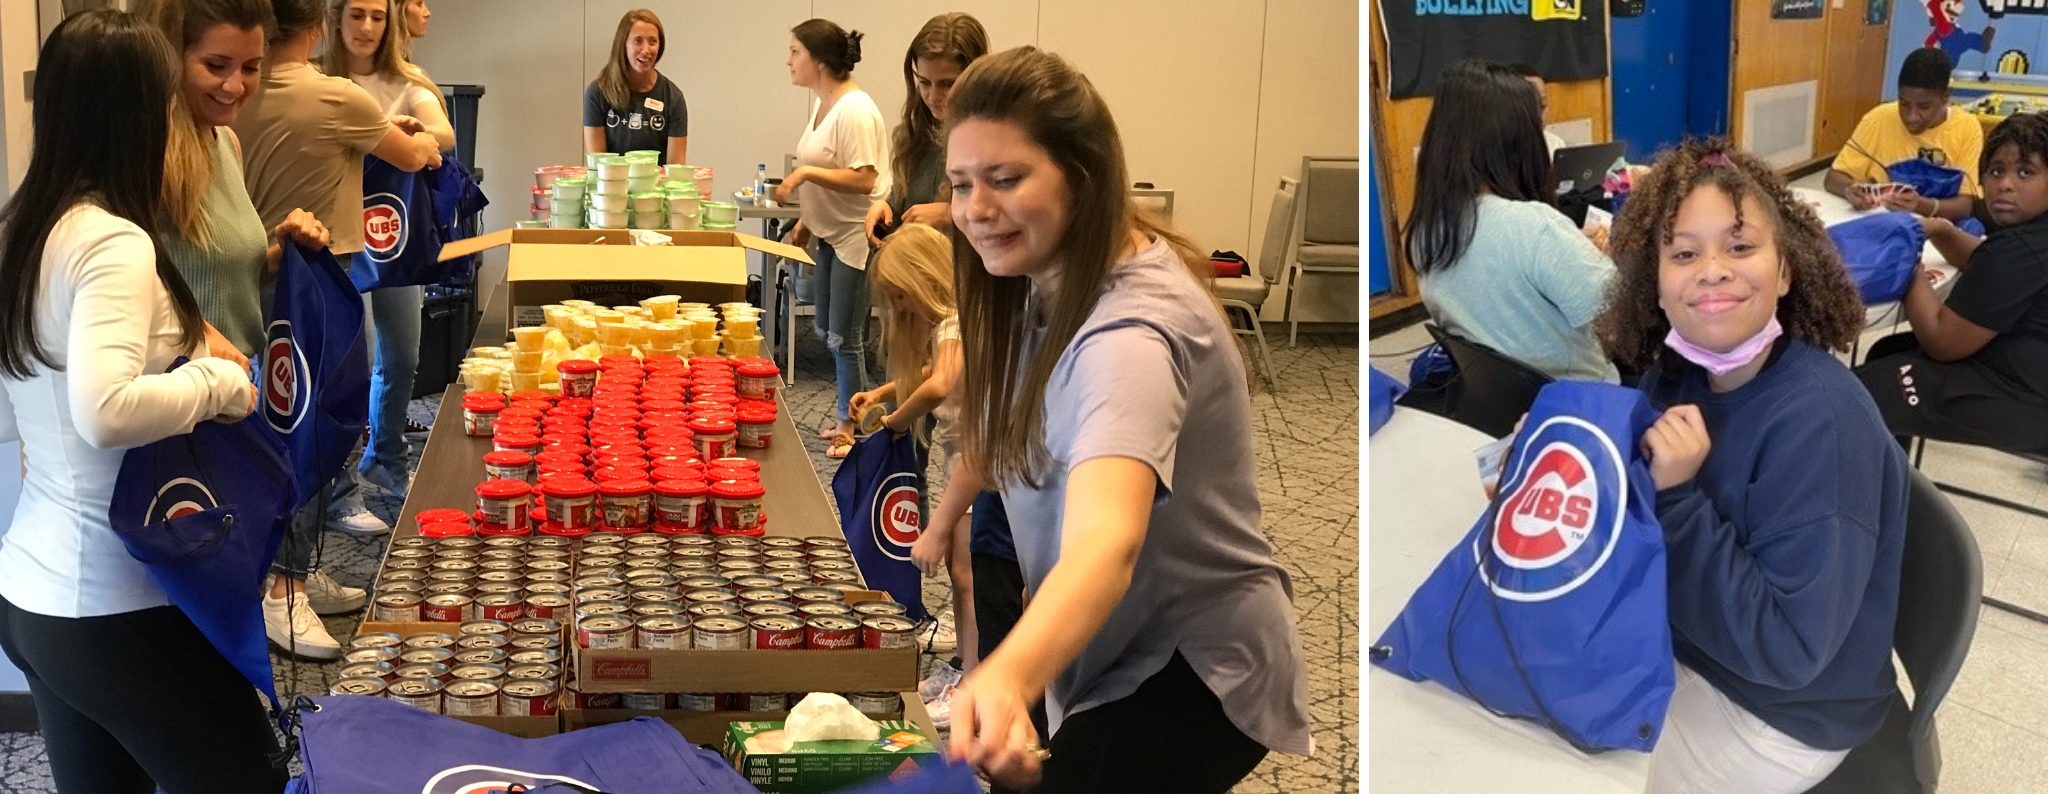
[{"left": 0, "top": 204, "right": 253, "bottom": 618}]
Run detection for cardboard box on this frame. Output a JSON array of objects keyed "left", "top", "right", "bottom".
[
  {"left": 352, "top": 620, "right": 563, "bottom": 737},
  {"left": 725, "top": 720, "right": 943, "bottom": 794},
  {"left": 436, "top": 229, "right": 812, "bottom": 330},
  {"left": 571, "top": 646, "right": 917, "bottom": 694}
]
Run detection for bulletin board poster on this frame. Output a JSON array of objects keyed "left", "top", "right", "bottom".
[
  {"left": 1771, "top": 0, "right": 1824, "bottom": 20},
  {"left": 1382, "top": 0, "right": 1610, "bottom": 98}
]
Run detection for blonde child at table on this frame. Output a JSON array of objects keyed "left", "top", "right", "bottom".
[
  {"left": 1856, "top": 112, "right": 2048, "bottom": 452},
  {"left": 1598, "top": 139, "right": 1909, "bottom": 794},
  {"left": 845, "top": 224, "right": 976, "bottom": 681}
]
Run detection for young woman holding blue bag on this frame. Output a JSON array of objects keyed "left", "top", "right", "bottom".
[{"left": 1600, "top": 140, "right": 1909, "bottom": 793}]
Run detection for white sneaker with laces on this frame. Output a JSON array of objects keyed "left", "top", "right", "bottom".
[
  {"left": 922, "top": 614, "right": 958, "bottom": 653},
  {"left": 925, "top": 685, "right": 955, "bottom": 731},
  {"left": 918, "top": 663, "right": 963, "bottom": 701},
  {"left": 303, "top": 569, "right": 366, "bottom": 615},
  {"left": 262, "top": 590, "right": 342, "bottom": 660},
  {"left": 326, "top": 489, "right": 391, "bottom": 536}
]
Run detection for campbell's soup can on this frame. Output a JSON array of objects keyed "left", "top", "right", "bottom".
[
  {"left": 524, "top": 593, "right": 571, "bottom": 620},
  {"left": 512, "top": 617, "right": 562, "bottom": 637},
  {"left": 565, "top": 681, "right": 621, "bottom": 710},
  {"left": 736, "top": 587, "right": 790, "bottom": 605},
  {"left": 673, "top": 692, "right": 720, "bottom": 712},
  {"left": 791, "top": 587, "right": 840, "bottom": 604},
  {"left": 740, "top": 692, "right": 788, "bottom": 711},
  {"left": 387, "top": 678, "right": 443, "bottom": 713},
  {"left": 806, "top": 616, "right": 861, "bottom": 650},
  {"left": 685, "top": 602, "right": 741, "bottom": 620},
  {"left": 401, "top": 633, "right": 456, "bottom": 651},
  {"left": 684, "top": 588, "right": 736, "bottom": 606},
  {"left": 796, "top": 601, "right": 852, "bottom": 621},
  {"left": 692, "top": 617, "right": 749, "bottom": 650},
  {"left": 678, "top": 574, "right": 729, "bottom": 591},
  {"left": 344, "top": 646, "right": 398, "bottom": 665},
  {"left": 577, "top": 615, "right": 635, "bottom": 649},
  {"left": 450, "top": 663, "right": 506, "bottom": 684},
  {"left": 331, "top": 676, "right": 389, "bottom": 698},
  {"left": 621, "top": 692, "right": 670, "bottom": 711},
  {"left": 577, "top": 587, "right": 628, "bottom": 606},
  {"left": 509, "top": 633, "right": 562, "bottom": 652},
  {"left": 741, "top": 601, "right": 797, "bottom": 621},
  {"left": 443, "top": 680, "right": 500, "bottom": 717},
  {"left": 340, "top": 661, "right": 395, "bottom": 682},
  {"left": 453, "top": 648, "right": 509, "bottom": 667},
  {"left": 630, "top": 601, "right": 684, "bottom": 619},
  {"left": 351, "top": 632, "right": 404, "bottom": 651},
  {"left": 395, "top": 661, "right": 451, "bottom": 684},
  {"left": 499, "top": 679, "right": 560, "bottom": 717},
  {"left": 730, "top": 573, "right": 782, "bottom": 590},
  {"left": 525, "top": 570, "right": 573, "bottom": 586},
  {"left": 751, "top": 616, "right": 805, "bottom": 651},
  {"left": 626, "top": 572, "right": 680, "bottom": 590},
  {"left": 850, "top": 600, "right": 908, "bottom": 619},
  {"left": 422, "top": 594, "right": 474, "bottom": 623},
  {"left": 372, "top": 593, "right": 423, "bottom": 622},
  {"left": 845, "top": 691, "right": 900, "bottom": 716},
  {"left": 769, "top": 570, "right": 813, "bottom": 587},
  {"left": 635, "top": 616, "right": 692, "bottom": 650},
  {"left": 862, "top": 616, "right": 917, "bottom": 650},
  {"left": 477, "top": 582, "right": 524, "bottom": 600},
  {"left": 398, "top": 647, "right": 455, "bottom": 668},
  {"left": 505, "top": 663, "right": 559, "bottom": 682},
  {"left": 474, "top": 594, "right": 525, "bottom": 622},
  {"left": 508, "top": 647, "right": 562, "bottom": 667},
  {"left": 526, "top": 580, "right": 573, "bottom": 597},
  {"left": 455, "top": 635, "right": 509, "bottom": 655}
]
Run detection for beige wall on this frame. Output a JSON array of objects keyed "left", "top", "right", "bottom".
[
  {"left": 2, "top": 0, "right": 39, "bottom": 190},
  {"left": 405, "top": 0, "right": 1362, "bottom": 319}
]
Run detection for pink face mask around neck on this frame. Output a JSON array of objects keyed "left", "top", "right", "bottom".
[{"left": 1664, "top": 317, "right": 1784, "bottom": 377}]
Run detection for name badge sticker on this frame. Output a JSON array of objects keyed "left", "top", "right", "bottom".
[{"left": 645, "top": 98, "right": 665, "bottom": 112}]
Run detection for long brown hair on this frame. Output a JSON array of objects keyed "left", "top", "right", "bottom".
[
  {"left": 140, "top": 0, "right": 272, "bottom": 251},
  {"left": 948, "top": 47, "right": 1209, "bottom": 489},
  {"left": 1598, "top": 138, "right": 1863, "bottom": 371},
  {"left": 596, "top": 9, "right": 663, "bottom": 111},
  {"left": 891, "top": 13, "right": 987, "bottom": 205},
  {"left": 321, "top": 0, "right": 440, "bottom": 109}
]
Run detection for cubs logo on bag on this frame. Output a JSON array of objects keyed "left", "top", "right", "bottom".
[
  {"left": 1483, "top": 416, "right": 1627, "bottom": 602},
  {"left": 870, "top": 471, "right": 922, "bottom": 562},
  {"left": 363, "top": 191, "right": 407, "bottom": 264},
  {"left": 262, "top": 319, "right": 311, "bottom": 434},
  {"left": 1372, "top": 381, "right": 1674, "bottom": 753},
  {"left": 419, "top": 764, "right": 597, "bottom": 794},
  {"left": 831, "top": 432, "right": 931, "bottom": 621},
  {"left": 144, "top": 477, "right": 218, "bottom": 524}
]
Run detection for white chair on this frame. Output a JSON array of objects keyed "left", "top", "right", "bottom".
[
  {"left": 1285, "top": 155, "right": 1361, "bottom": 345},
  {"left": 1213, "top": 179, "right": 1295, "bottom": 389}
]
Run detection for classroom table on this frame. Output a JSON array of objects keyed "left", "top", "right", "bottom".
[
  {"left": 1793, "top": 187, "right": 1958, "bottom": 350},
  {"left": 1368, "top": 406, "right": 1655, "bottom": 793}
]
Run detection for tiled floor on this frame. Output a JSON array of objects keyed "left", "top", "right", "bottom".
[
  {"left": 1371, "top": 312, "right": 2048, "bottom": 794},
  {"left": 0, "top": 322, "right": 1363, "bottom": 793}
]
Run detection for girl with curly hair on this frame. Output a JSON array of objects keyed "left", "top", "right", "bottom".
[
  {"left": 1598, "top": 139, "right": 1909, "bottom": 794},
  {"left": 1854, "top": 112, "right": 2048, "bottom": 452}
]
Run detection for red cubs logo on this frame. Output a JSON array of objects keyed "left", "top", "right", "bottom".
[
  {"left": 1475, "top": 416, "right": 1628, "bottom": 602},
  {"left": 869, "top": 472, "right": 922, "bottom": 561},
  {"left": 144, "top": 477, "right": 217, "bottom": 525},
  {"left": 420, "top": 765, "right": 599, "bottom": 794},
  {"left": 262, "top": 320, "right": 310, "bottom": 433},
  {"left": 363, "top": 192, "right": 406, "bottom": 262}
]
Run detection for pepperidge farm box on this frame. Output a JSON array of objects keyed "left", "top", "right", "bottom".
[{"left": 724, "top": 721, "right": 943, "bottom": 793}]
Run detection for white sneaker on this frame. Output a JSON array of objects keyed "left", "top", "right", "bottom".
[
  {"left": 918, "top": 663, "right": 963, "bottom": 701},
  {"left": 921, "top": 614, "right": 957, "bottom": 653},
  {"left": 326, "top": 489, "right": 392, "bottom": 536},
  {"left": 263, "top": 590, "right": 342, "bottom": 660},
  {"left": 925, "top": 685, "right": 955, "bottom": 731},
  {"left": 303, "top": 569, "right": 366, "bottom": 616}
]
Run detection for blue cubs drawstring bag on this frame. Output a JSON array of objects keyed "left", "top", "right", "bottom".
[
  {"left": 1827, "top": 211, "right": 1926, "bottom": 305},
  {"left": 1371, "top": 381, "right": 1675, "bottom": 752}
]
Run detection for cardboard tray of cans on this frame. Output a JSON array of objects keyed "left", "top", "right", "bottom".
[
  {"left": 563, "top": 693, "right": 910, "bottom": 745},
  {"left": 352, "top": 620, "right": 564, "bottom": 738},
  {"left": 570, "top": 617, "right": 919, "bottom": 694}
]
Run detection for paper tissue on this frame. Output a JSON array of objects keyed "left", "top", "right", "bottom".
[{"left": 783, "top": 693, "right": 880, "bottom": 743}]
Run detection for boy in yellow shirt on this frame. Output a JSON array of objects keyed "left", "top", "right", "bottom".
[{"left": 1826, "top": 47, "right": 1982, "bottom": 221}]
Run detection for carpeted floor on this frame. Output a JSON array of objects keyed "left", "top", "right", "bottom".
[{"left": 0, "top": 323, "right": 1361, "bottom": 793}]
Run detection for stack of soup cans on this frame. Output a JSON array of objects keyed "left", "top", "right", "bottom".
[{"left": 330, "top": 619, "right": 564, "bottom": 718}]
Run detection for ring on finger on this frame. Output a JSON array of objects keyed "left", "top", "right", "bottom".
[{"left": 1021, "top": 740, "right": 1051, "bottom": 761}]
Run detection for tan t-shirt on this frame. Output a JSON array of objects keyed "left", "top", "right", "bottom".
[{"left": 232, "top": 62, "right": 391, "bottom": 254}]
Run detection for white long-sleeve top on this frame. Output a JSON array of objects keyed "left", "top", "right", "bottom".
[{"left": 0, "top": 204, "right": 253, "bottom": 618}]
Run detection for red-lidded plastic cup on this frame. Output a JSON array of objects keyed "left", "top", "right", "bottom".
[
  {"left": 736, "top": 361, "right": 781, "bottom": 401},
  {"left": 474, "top": 480, "right": 532, "bottom": 534},
  {"left": 556, "top": 359, "right": 600, "bottom": 398},
  {"left": 482, "top": 450, "right": 536, "bottom": 483},
  {"left": 710, "top": 479, "right": 766, "bottom": 533},
  {"left": 653, "top": 479, "right": 712, "bottom": 534},
  {"left": 598, "top": 479, "right": 655, "bottom": 533},
  {"left": 736, "top": 407, "right": 775, "bottom": 449},
  {"left": 462, "top": 393, "right": 506, "bottom": 437},
  {"left": 540, "top": 478, "right": 598, "bottom": 534},
  {"left": 687, "top": 417, "right": 737, "bottom": 460}
]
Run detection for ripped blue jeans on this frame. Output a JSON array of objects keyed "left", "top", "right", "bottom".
[{"left": 810, "top": 239, "right": 871, "bottom": 423}]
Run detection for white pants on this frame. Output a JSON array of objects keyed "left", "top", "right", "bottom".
[{"left": 1647, "top": 664, "right": 1851, "bottom": 794}]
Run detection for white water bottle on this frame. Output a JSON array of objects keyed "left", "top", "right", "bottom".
[{"left": 755, "top": 164, "right": 768, "bottom": 205}]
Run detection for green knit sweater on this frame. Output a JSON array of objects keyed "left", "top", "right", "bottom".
[{"left": 163, "top": 127, "right": 270, "bottom": 356}]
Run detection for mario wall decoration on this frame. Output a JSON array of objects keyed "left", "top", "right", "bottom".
[{"left": 1927, "top": 1, "right": 1996, "bottom": 63}]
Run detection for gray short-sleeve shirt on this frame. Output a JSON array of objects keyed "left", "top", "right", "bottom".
[{"left": 999, "top": 237, "right": 1313, "bottom": 755}]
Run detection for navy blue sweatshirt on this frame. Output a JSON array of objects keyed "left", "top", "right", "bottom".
[{"left": 1642, "top": 339, "right": 1909, "bottom": 750}]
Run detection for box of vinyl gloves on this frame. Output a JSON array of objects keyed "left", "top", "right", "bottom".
[{"left": 724, "top": 694, "right": 941, "bottom": 793}]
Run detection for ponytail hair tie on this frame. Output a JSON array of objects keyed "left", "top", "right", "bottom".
[{"left": 1699, "top": 152, "right": 1735, "bottom": 168}]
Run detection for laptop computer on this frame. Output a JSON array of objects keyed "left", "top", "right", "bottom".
[{"left": 1552, "top": 141, "right": 1629, "bottom": 195}]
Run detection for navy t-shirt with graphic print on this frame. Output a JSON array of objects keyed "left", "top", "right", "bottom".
[{"left": 582, "top": 74, "right": 688, "bottom": 163}]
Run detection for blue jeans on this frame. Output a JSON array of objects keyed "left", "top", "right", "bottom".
[
  {"left": 359, "top": 285, "right": 421, "bottom": 478},
  {"left": 810, "top": 240, "right": 870, "bottom": 422}
]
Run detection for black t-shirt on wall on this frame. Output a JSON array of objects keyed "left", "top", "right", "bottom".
[
  {"left": 583, "top": 73, "right": 688, "bottom": 163},
  {"left": 1945, "top": 214, "right": 2048, "bottom": 396}
]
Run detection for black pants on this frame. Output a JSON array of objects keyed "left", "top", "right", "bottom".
[
  {"left": 0, "top": 597, "right": 286, "bottom": 794},
  {"left": 1008, "top": 653, "right": 1268, "bottom": 794},
  {"left": 1854, "top": 332, "right": 2048, "bottom": 452}
]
